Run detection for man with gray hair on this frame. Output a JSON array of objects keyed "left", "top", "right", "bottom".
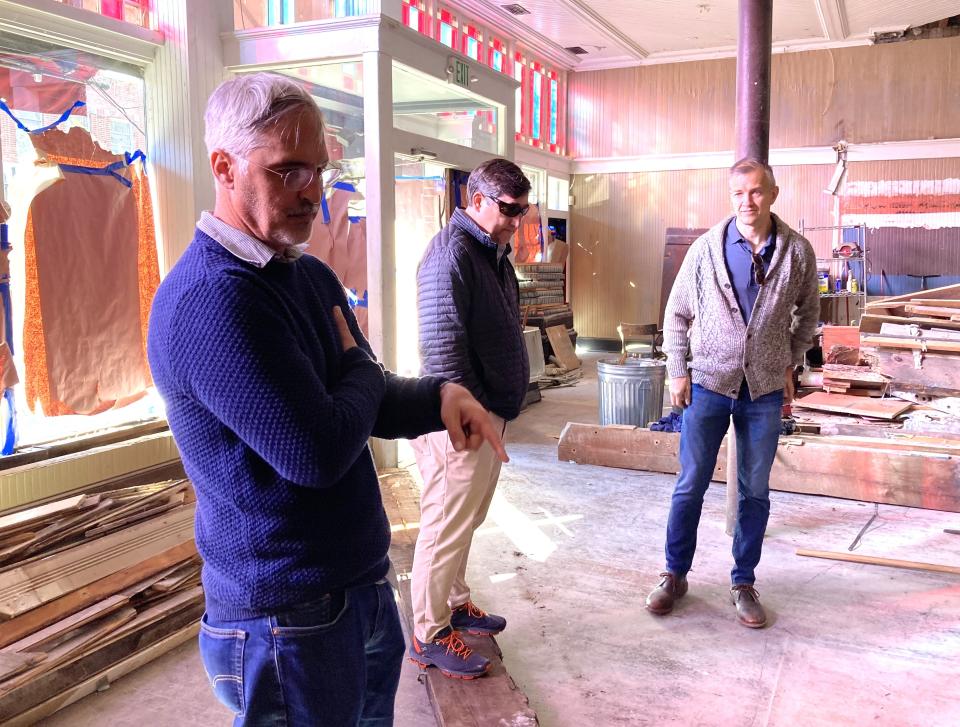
[
  {"left": 645, "top": 158, "right": 819, "bottom": 628},
  {"left": 148, "top": 72, "right": 506, "bottom": 725},
  {"left": 408, "top": 159, "right": 531, "bottom": 679}
]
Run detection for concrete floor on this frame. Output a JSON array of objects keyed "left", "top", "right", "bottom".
[{"left": 46, "top": 354, "right": 960, "bottom": 726}]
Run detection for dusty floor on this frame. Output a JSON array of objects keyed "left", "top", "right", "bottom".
[{"left": 47, "top": 354, "right": 960, "bottom": 726}]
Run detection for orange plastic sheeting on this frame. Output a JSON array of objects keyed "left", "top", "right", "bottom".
[
  {"left": 513, "top": 203, "right": 543, "bottom": 264},
  {"left": 23, "top": 127, "right": 159, "bottom": 416},
  {"left": 305, "top": 183, "right": 368, "bottom": 336}
]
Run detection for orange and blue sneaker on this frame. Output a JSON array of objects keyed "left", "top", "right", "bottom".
[
  {"left": 409, "top": 627, "right": 491, "bottom": 679},
  {"left": 450, "top": 601, "right": 506, "bottom": 636}
]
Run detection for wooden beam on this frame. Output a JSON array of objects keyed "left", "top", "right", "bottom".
[
  {"left": 557, "top": 424, "right": 727, "bottom": 482},
  {"left": 796, "top": 549, "right": 960, "bottom": 576},
  {"left": 557, "top": 424, "right": 960, "bottom": 512}
]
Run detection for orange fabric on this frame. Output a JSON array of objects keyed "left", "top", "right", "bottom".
[
  {"left": 23, "top": 129, "right": 158, "bottom": 415},
  {"left": 132, "top": 165, "right": 160, "bottom": 380},
  {"left": 22, "top": 211, "right": 51, "bottom": 414}
]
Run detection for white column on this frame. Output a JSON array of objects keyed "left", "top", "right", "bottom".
[
  {"left": 145, "top": 0, "right": 233, "bottom": 272},
  {"left": 363, "top": 49, "right": 398, "bottom": 468}
]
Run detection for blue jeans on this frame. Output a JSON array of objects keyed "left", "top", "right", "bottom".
[
  {"left": 665, "top": 382, "right": 783, "bottom": 585},
  {"left": 198, "top": 579, "right": 404, "bottom": 726}
]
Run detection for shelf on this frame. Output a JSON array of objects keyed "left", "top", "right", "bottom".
[
  {"left": 816, "top": 256, "right": 864, "bottom": 262},
  {"left": 820, "top": 292, "right": 865, "bottom": 299}
]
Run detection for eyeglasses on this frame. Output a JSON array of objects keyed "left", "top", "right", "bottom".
[
  {"left": 751, "top": 253, "right": 767, "bottom": 286},
  {"left": 238, "top": 155, "right": 342, "bottom": 191},
  {"left": 485, "top": 194, "right": 529, "bottom": 218}
]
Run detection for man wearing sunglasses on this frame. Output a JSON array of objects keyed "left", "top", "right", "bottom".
[
  {"left": 646, "top": 158, "right": 819, "bottom": 629},
  {"left": 148, "top": 73, "right": 507, "bottom": 725},
  {"left": 408, "top": 159, "right": 531, "bottom": 678}
]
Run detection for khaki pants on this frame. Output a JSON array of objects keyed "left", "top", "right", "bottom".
[{"left": 410, "top": 414, "right": 507, "bottom": 642}]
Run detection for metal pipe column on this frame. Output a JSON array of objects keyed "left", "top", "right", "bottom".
[{"left": 735, "top": 0, "right": 774, "bottom": 163}]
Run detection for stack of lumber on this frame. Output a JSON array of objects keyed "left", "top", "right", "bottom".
[
  {"left": 859, "top": 283, "right": 960, "bottom": 431},
  {"left": 515, "top": 263, "right": 565, "bottom": 306},
  {"left": 794, "top": 285, "right": 960, "bottom": 433},
  {"left": 0, "top": 480, "right": 201, "bottom": 724}
]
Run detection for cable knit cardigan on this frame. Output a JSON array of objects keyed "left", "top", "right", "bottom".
[{"left": 663, "top": 214, "right": 820, "bottom": 399}]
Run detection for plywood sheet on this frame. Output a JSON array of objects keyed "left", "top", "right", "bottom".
[
  {"left": 545, "top": 325, "right": 580, "bottom": 371},
  {"left": 792, "top": 392, "right": 912, "bottom": 420}
]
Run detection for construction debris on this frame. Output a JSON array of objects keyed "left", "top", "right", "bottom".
[{"left": 0, "top": 481, "right": 201, "bottom": 723}]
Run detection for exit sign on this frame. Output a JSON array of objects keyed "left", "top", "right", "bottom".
[{"left": 453, "top": 58, "right": 470, "bottom": 88}]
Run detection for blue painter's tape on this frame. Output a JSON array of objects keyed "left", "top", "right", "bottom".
[
  {"left": 0, "top": 99, "right": 86, "bottom": 134},
  {"left": 59, "top": 161, "right": 132, "bottom": 188}
]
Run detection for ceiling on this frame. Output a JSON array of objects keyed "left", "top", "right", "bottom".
[{"left": 463, "top": 0, "right": 960, "bottom": 70}]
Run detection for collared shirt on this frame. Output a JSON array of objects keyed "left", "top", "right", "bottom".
[
  {"left": 450, "top": 209, "right": 512, "bottom": 266},
  {"left": 197, "top": 211, "right": 308, "bottom": 268},
  {"left": 723, "top": 217, "right": 776, "bottom": 324}
]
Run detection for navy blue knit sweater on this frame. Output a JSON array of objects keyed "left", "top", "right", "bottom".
[{"left": 148, "top": 230, "right": 444, "bottom": 620}]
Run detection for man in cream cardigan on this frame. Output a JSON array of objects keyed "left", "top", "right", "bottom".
[{"left": 646, "top": 158, "right": 819, "bottom": 628}]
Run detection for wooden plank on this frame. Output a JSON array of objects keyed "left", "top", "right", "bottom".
[
  {"left": 0, "top": 652, "right": 46, "bottom": 684},
  {"left": 0, "top": 609, "right": 138, "bottom": 697},
  {"left": 904, "top": 304, "right": 960, "bottom": 318},
  {"left": 545, "top": 325, "right": 581, "bottom": 371},
  {"left": 862, "top": 335, "right": 960, "bottom": 353},
  {"left": 83, "top": 497, "right": 184, "bottom": 539},
  {"left": 864, "top": 283, "right": 960, "bottom": 315},
  {"left": 861, "top": 313, "right": 960, "bottom": 334},
  {"left": 875, "top": 350, "right": 960, "bottom": 397},
  {"left": 878, "top": 323, "right": 960, "bottom": 341},
  {"left": 0, "top": 505, "right": 196, "bottom": 618},
  {"left": 0, "top": 496, "right": 99, "bottom": 535},
  {"left": 907, "top": 299, "right": 960, "bottom": 308},
  {"left": 0, "top": 603, "right": 203, "bottom": 722},
  {"left": 3, "top": 623, "right": 197, "bottom": 727},
  {"left": 0, "top": 500, "right": 117, "bottom": 565},
  {"left": 792, "top": 392, "right": 912, "bottom": 420},
  {"left": 796, "top": 549, "right": 960, "bottom": 576},
  {"left": 2, "top": 595, "right": 129, "bottom": 654},
  {"left": 0, "top": 540, "right": 196, "bottom": 649},
  {"left": 557, "top": 425, "right": 960, "bottom": 512}
]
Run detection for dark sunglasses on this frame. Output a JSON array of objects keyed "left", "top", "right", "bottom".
[
  {"left": 751, "top": 253, "right": 767, "bottom": 286},
  {"left": 486, "top": 194, "right": 529, "bottom": 218}
]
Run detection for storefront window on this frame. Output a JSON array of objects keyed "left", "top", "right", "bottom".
[{"left": 0, "top": 36, "right": 157, "bottom": 449}]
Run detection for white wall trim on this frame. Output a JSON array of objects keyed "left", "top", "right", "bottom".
[
  {"left": 515, "top": 144, "right": 573, "bottom": 177},
  {"left": 0, "top": 0, "right": 164, "bottom": 67},
  {"left": 572, "top": 139, "right": 960, "bottom": 175}
]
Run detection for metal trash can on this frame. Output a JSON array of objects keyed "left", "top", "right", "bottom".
[{"left": 597, "top": 357, "right": 667, "bottom": 427}]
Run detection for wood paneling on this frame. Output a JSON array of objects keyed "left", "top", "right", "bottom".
[
  {"left": 569, "top": 37, "right": 960, "bottom": 158},
  {"left": 570, "top": 164, "right": 835, "bottom": 338}
]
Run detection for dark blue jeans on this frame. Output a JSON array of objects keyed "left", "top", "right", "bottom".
[
  {"left": 665, "top": 382, "right": 783, "bottom": 585},
  {"left": 198, "top": 579, "right": 404, "bottom": 726}
]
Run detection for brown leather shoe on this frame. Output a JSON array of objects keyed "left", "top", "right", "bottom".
[
  {"left": 730, "top": 585, "right": 767, "bottom": 628},
  {"left": 645, "top": 572, "right": 688, "bottom": 615}
]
